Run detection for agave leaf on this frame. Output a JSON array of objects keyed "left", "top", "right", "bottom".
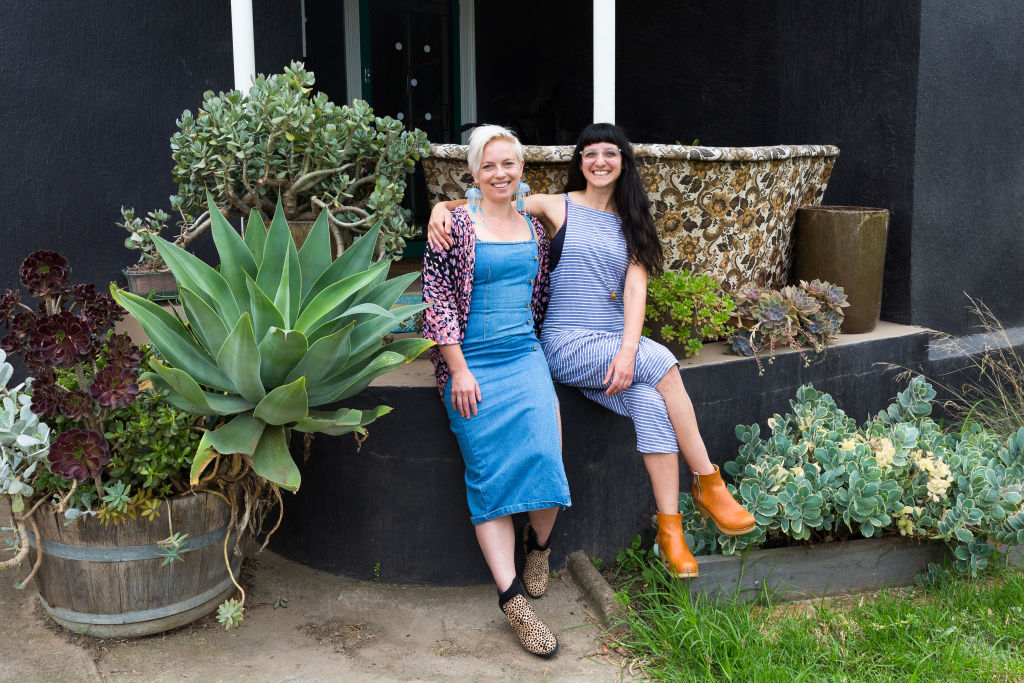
[
  {"left": 218, "top": 313, "right": 267, "bottom": 403},
  {"left": 111, "top": 286, "right": 233, "bottom": 391},
  {"left": 344, "top": 303, "right": 431, "bottom": 366},
  {"left": 190, "top": 413, "right": 266, "bottom": 485},
  {"left": 285, "top": 323, "right": 353, "bottom": 394},
  {"left": 302, "top": 221, "right": 383, "bottom": 307},
  {"left": 252, "top": 425, "right": 300, "bottom": 491},
  {"left": 253, "top": 376, "right": 309, "bottom": 425},
  {"left": 242, "top": 209, "right": 267, "bottom": 265},
  {"left": 152, "top": 235, "right": 239, "bottom": 323},
  {"left": 380, "top": 337, "right": 435, "bottom": 362},
  {"left": 293, "top": 259, "right": 390, "bottom": 333},
  {"left": 353, "top": 271, "right": 421, "bottom": 311},
  {"left": 143, "top": 360, "right": 255, "bottom": 415},
  {"left": 207, "top": 192, "right": 258, "bottom": 312},
  {"left": 323, "top": 350, "right": 409, "bottom": 403},
  {"left": 273, "top": 253, "right": 295, "bottom": 325},
  {"left": 178, "top": 285, "right": 230, "bottom": 356},
  {"left": 245, "top": 273, "right": 286, "bottom": 345},
  {"left": 293, "top": 405, "right": 392, "bottom": 436},
  {"left": 257, "top": 327, "right": 309, "bottom": 388},
  {"left": 297, "top": 208, "right": 332, "bottom": 300},
  {"left": 257, "top": 198, "right": 301, "bottom": 321}
]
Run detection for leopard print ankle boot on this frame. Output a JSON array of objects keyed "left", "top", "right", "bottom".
[
  {"left": 498, "top": 582, "right": 558, "bottom": 658},
  {"left": 521, "top": 523, "right": 551, "bottom": 598}
]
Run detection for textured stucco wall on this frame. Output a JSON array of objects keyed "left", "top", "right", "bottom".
[{"left": 911, "top": 1, "right": 1024, "bottom": 334}]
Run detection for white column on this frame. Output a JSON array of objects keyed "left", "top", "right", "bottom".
[
  {"left": 230, "top": 0, "right": 256, "bottom": 92},
  {"left": 343, "top": 0, "right": 363, "bottom": 104},
  {"left": 593, "top": 0, "right": 615, "bottom": 123},
  {"left": 459, "top": 0, "right": 477, "bottom": 141}
]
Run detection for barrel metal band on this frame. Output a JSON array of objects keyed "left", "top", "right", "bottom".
[
  {"left": 38, "top": 576, "right": 236, "bottom": 625},
  {"left": 26, "top": 527, "right": 229, "bottom": 562}
]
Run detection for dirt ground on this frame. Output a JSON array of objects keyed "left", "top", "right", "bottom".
[{"left": 0, "top": 503, "right": 633, "bottom": 682}]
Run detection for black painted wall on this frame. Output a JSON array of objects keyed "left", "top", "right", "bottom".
[
  {"left": 616, "top": 1, "right": 921, "bottom": 328},
  {"left": 911, "top": 1, "right": 1024, "bottom": 335},
  {"left": 0, "top": 1, "right": 301, "bottom": 305},
  {"left": 474, "top": 1, "right": 593, "bottom": 144}
]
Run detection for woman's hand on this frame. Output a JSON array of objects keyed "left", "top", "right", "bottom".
[
  {"left": 450, "top": 369, "right": 482, "bottom": 418},
  {"left": 427, "top": 203, "right": 455, "bottom": 250},
  {"left": 603, "top": 346, "right": 636, "bottom": 396}
]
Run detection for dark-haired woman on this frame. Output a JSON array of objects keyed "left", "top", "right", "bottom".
[{"left": 428, "top": 123, "right": 754, "bottom": 577}]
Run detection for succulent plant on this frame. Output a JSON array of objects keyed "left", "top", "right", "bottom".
[
  {"left": 730, "top": 280, "right": 848, "bottom": 373},
  {"left": 0, "top": 251, "right": 153, "bottom": 497},
  {"left": 684, "top": 377, "right": 1024, "bottom": 576},
  {"left": 19, "top": 250, "right": 71, "bottom": 296},
  {"left": 47, "top": 428, "right": 110, "bottom": 482},
  {"left": 112, "top": 195, "right": 433, "bottom": 492},
  {"left": 152, "top": 61, "right": 430, "bottom": 258},
  {"left": 643, "top": 270, "right": 737, "bottom": 358},
  {"left": 0, "top": 349, "right": 51, "bottom": 515}
]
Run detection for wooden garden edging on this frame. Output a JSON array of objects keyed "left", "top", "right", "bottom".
[{"left": 689, "top": 537, "right": 1024, "bottom": 603}]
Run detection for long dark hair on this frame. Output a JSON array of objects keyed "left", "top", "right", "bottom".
[{"left": 565, "top": 123, "right": 663, "bottom": 275}]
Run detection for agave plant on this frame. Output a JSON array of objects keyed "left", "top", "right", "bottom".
[{"left": 111, "top": 195, "right": 433, "bottom": 492}]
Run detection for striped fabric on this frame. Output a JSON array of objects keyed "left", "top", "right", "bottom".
[{"left": 540, "top": 196, "right": 680, "bottom": 454}]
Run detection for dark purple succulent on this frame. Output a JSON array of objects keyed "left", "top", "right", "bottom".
[
  {"left": 730, "top": 331, "right": 755, "bottom": 356},
  {"left": 29, "top": 371, "right": 63, "bottom": 419},
  {"left": 102, "top": 332, "right": 144, "bottom": 370},
  {"left": 47, "top": 429, "right": 110, "bottom": 482},
  {"left": 90, "top": 364, "right": 140, "bottom": 409},
  {"left": 0, "top": 289, "right": 21, "bottom": 323},
  {"left": 78, "top": 289, "right": 124, "bottom": 329},
  {"left": 1, "top": 311, "right": 36, "bottom": 355},
  {"left": 60, "top": 390, "right": 95, "bottom": 422},
  {"left": 20, "top": 250, "right": 71, "bottom": 297},
  {"left": 27, "top": 312, "right": 93, "bottom": 367}
]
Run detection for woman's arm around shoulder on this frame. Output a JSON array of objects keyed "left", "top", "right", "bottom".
[{"left": 523, "top": 193, "right": 567, "bottom": 239}]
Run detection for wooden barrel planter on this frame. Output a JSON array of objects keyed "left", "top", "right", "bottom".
[{"left": 28, "top": 491, "right": 240, "bottom": 638}]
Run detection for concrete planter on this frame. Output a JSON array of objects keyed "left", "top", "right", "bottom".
[{"left": 422, "top": 143, "right": 840, "bottom": 291}]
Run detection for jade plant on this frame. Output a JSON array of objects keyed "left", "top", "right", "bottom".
[
  {"left": 643, "top": 270, "right": 737, "bottom": 358},
  {"left": 684, "top": 377, "right": 1024, "bottom": 577},
  {"left": 112, "top": 196, "right": 433, "bottom": 627},
  {"left": 163, "top": 61, "right": 430, "bottom": 256},
  {"left": 729, "top": 279, "right": 849, "bottom": 373}
]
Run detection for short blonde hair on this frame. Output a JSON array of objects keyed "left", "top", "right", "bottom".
[{"left": 466, "top": 124, "right": 523, "bottom": 175}]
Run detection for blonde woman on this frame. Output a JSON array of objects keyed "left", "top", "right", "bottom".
[{"left": 420, "top": 125, "right": 569, "bottom": 658}]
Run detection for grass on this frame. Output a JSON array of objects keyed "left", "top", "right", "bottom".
[
  {"left": 610, "top": 552, "right": 1024, "bottom": 682},
  {"left": 901, "top": 297, "right": 1024, "bottom": 440}
]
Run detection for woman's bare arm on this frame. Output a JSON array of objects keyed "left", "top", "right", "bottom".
[
  {"left": 438, "top": 344, "right": 481, "bottom": 418},
  {"left": 604, "top": 261, "right": 648, "bottom": 395}
]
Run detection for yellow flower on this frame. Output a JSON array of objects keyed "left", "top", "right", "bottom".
[{"left": 840, "top": 438, "right": 856, "bottom": 451}]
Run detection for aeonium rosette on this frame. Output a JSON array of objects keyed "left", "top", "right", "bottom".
[{"left": 0, "top": 251, "right": 144, "bottom": 496}]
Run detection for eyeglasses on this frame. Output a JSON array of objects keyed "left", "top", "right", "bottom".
[{"left": 581, "top": 148, "right": 621, "bottom": 161}]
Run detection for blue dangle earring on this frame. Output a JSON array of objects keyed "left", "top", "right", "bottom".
[
  {"left": 466, "top": 184, "right": 482, "bottom": 214},
  {"left": 513, "top": 181, "right": 530, "bottom": 212}
]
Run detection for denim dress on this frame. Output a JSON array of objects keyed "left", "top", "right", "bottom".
[{"left": 444, "top": 228, "right": 570, "bottom": 524}]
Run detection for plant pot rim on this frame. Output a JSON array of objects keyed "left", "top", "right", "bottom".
[
  {"left": 427, "top": 143, "right": 840, "bottom": 163},
  {"left": 797, "top": 205, "right": 889, "bottom": 214}
]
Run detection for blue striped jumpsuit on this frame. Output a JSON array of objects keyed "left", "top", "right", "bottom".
[{"left": 540, "top": 196, "right": 680, "bottom": 454}]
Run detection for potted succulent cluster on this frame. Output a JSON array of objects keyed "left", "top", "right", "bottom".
[
  {"left": 0, "top": 251, "right": 220, "bottom": 636},
  {"left": 642, "top": 269, "right": 737, "bottom": 359},
  {"left": 110, "top": 197, "right": 433, "bottom": 627},
  {"left": 117, "top": 207, "right": 181, "bottom": 299},
  {"left": 729, "top": 279, "right": 849, "bottom": 373}
]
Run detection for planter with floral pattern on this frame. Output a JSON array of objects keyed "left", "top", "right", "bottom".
[{"left": 423, "top": 144, "right": 839, "bottom": 292}]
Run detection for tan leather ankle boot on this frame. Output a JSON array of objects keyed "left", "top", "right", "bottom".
[
  {"left": 692, "top": 465, "right": 757, "bottom": 536},
  {"left": 655, "top": 512, "right": 699, "bottom": 578}
]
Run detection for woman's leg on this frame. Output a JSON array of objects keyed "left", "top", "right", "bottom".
[
  {"left": 654, "top": 367, "right": 756, "bottom": 536},
  {"left": 526, "top": 506, "right": 558, "bottom": 546},
  {"left": 642, "top": 452, "right": 682, "bottom": 514},
  {"left": 655, "top": 367, "right": 715, "bottom": 475},
  {"left": 475, "top": 516, "right": 517, "bottom": 591}
]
